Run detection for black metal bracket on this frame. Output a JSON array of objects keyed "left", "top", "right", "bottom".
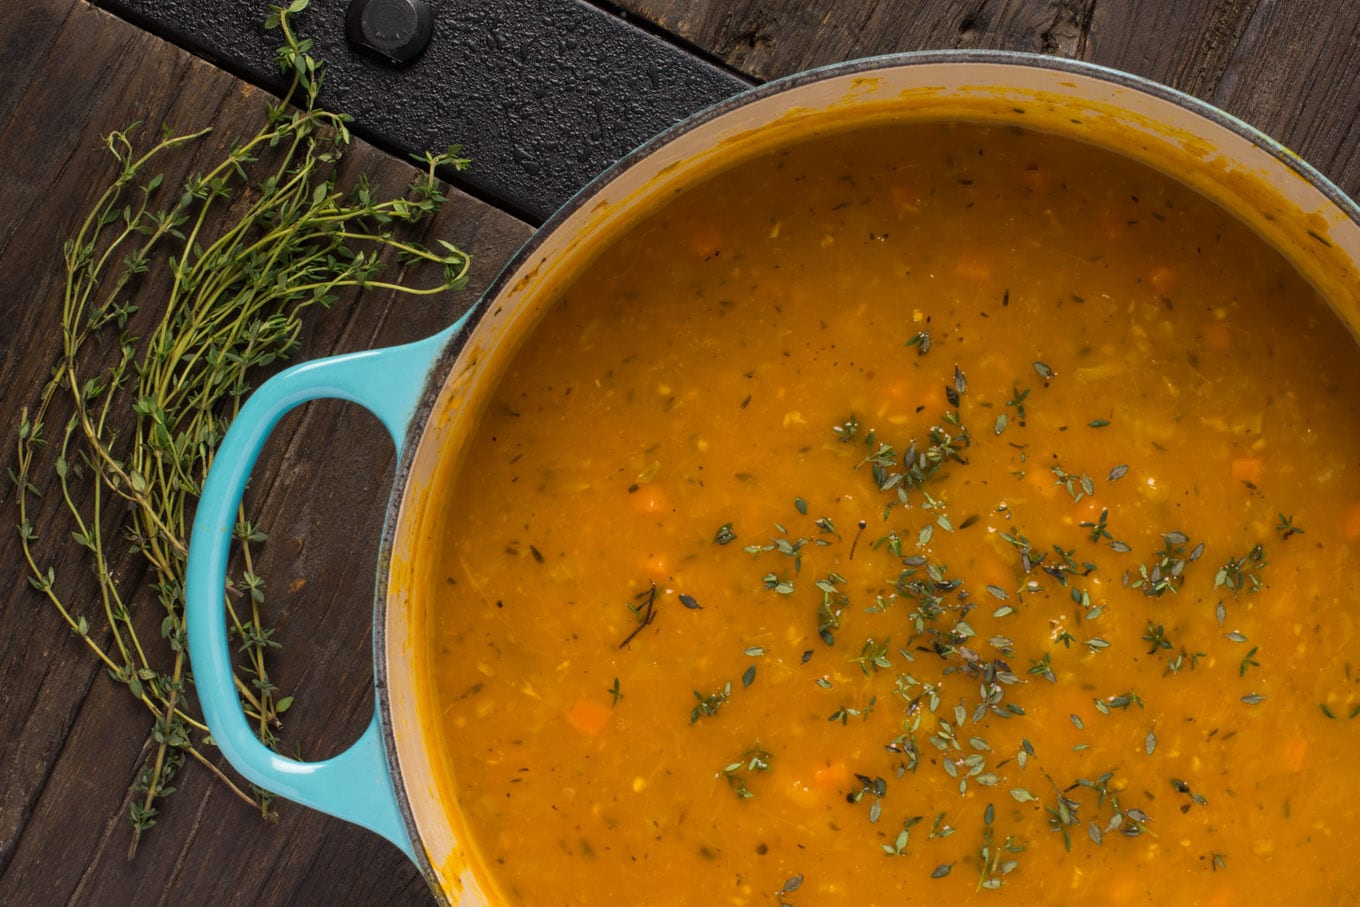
[{"left": 96, "top": 0, "right": 750, "bottom": 223}]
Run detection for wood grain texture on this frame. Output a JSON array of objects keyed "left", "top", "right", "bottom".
[
  {"left": 4, "top": 0, "right": 1360, "bottom": 903},
  {"left": 613, "top": 0, "right": 1360, "bottom": 195},
  {"left": 0, "top": 1, "right": 530, "bottom": 904}
]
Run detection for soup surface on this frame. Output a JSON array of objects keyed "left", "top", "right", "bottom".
[{"left": 424, "top": 120, "right": 1360, "bottom": 905}]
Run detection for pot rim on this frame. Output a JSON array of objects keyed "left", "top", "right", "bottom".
[{"left": 373, "top": 47, "right": 1360, "bottom": 897}]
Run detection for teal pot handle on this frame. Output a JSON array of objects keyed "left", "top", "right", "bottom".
[{"left": 185, "top": 313, "right": 469, "bottom": 862}]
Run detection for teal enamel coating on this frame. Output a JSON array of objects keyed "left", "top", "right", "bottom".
[{"left": 185, "top": 312, "right": 471, "bottom": 861}]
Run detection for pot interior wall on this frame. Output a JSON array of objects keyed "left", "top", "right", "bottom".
[{"left": 380, "top": 56, "right": 1360, "bottom": 902}]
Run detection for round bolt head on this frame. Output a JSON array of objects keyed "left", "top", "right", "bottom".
[{"left": 346, "top": 0, "right": 433, "bottom": 66}]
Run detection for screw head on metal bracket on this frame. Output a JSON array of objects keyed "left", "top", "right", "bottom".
[{"left": 345, "top": 0, "right": 434, "bottom": 66}]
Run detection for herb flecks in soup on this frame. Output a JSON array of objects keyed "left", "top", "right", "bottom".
[{"left": 426, "top": 121, "right": 1360, "bottom": 905}]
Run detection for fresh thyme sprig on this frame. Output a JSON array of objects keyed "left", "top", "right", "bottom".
[{"left": 11, "top": 0, "right": 470, "bottom": 855}]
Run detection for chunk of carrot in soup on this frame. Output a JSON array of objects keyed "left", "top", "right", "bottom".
[
  {"left": 689, "top": 225, "right": 723, "bottom": 259},
  {"left": 566, "top": 696, "right": 612, "bottom": 737},
  {"left": 785, "top": 760, "right": 849, "bottom": 809},
  {"left": 630, "top": 483, "right": 671, "bottom": 515},
  {"left": 814, "top": 760, "right": 849, "bottom": 794},
  {"left": 1281, "top": 736, "right": 1309, "bottom": 772},
  {"left": 889, "top": 184, "right": 919, "bottom": 212},
  {"left": 1071, "top": 495, "right": 1104, "bottom": 527},
  {"left": 1230, "top": 458, "right": 1263, "bottom": 485},
  {"left": 915, "top": 380, "right": 950, "bottom": 414},
  {"left": 1149, "top": 265, "right": 1178, "bottom": 295},
  {"left": 1097, "top": 208, "right": 1129, "bottom": 239},
  {"left": 1021, "top": 465, "right": 1060, "bottom": 500},
  {"left": 954, "top": 256, "right": 993, "bottom": 282},
  {"left": 1101, "top": 872, "right": 1143, "bottom": 904},
  {"left": 1202, "top": 319, "right": 1233, "bottom": 350},
  {"left": 1204, "top": 885, "right": 1238, "bottom": 907},
  {"left": 1020, "top": 165, "right": 1051, "bottom": 194},
  {"left": 640, "top": 552, "right": 670, "bottom": 580}
]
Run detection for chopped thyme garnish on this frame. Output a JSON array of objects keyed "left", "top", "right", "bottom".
[
  {"left": 976, "top": 802, "right": 1024, "bottom": 890},
  {"left": 829, "top": 696, "right": 877, "bottom": 724},
  {"left": 723, "top": 745, "right": 773, "bottom": 799},
  {"left": 882, "top": 814, "right": 922, "bottom": 856},
  {"left": 848, "top": 773, "right": 888, "bottom": 823},
  {"left": 833, "top": 414, "right": 861, "bottom": 442},
  {"left": 1276, "top": 513, "right": 1305, "bottom": 540},
  {"left": 700, "top": 362, "right": 1313, "bottom": 881},
  {"left": 1215, "top": 544, "right": 1268, "bottom": 594},
  {"left": 815, "top": 572, "right": 848, "bottom": 645},
  {"left": 1050, "top": 465, "right": 1095, "bottom": 501},
  {"left": 691, "top": 681, "right": 732, "bottom": 723},
  {"left": 1080, "top": 507, "right": 1112, "bottom": 544},
  {"left": 852, "top": 638, "right": 893, "bottom": 675},
  {"left": 617, "top": 583, "right": 658, "bottom": 648},
  {"left": 1129, "top": 531, "right": 1202, "bottom": 597},
  {"left": 1142, "top": 622, "right": 1173, "bottom": 655},
  {"left": 1006, "top": 384, "right": 1030, "bottom": 423},
  {"left": 713, "top": 522, "right": 737, "bottom": 545}
]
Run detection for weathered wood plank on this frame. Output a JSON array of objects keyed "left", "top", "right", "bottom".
[
  {"left": 610, "top": 0, "right": 1108, "bottom": 79},
  {"left": 0, "top": 1, "right": 530, "bottom": 903},
  {"left": 614, "top": 0, "right": 1360, "bottom": 195}
]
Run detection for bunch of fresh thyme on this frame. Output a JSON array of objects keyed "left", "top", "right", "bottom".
[{"left": 10, "top": 1, "right": 470, "bottom": 856}]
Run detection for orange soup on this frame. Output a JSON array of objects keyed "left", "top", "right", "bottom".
[{"left": 423, "top": 120, "right": 1360, "bottom": 904}]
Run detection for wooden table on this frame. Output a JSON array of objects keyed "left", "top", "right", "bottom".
[{"left": 2, "top": 1, "right": 1358, "bottom": 903}]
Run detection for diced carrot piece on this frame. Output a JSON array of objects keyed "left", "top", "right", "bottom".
[
  {"left": 954, "top": 257, "right": 993, "bottom": 282},
  {"left": 968, "top": 549, "right": 1015, "bottom": 594},
  {"left": 782, "top": 760, "right": 847, "bottom": 809},
  {"left": 1230, "top": 458, "right": 1263, "bottom": 485},
  {"left": 1097, "top": 209, "right": 1128, "bottom": 239},
  {"left": 1204, "top": 885, "right": 1237, "bottom": 907},
  {"left": 1020, "top": 165, "right": 1051, "bottom": 194},
  {"left": 1071, "top": 495, "right": 1103, "bottom": 527},
  {"left": 890, "top": 184, "right": 919, "bottom": 213},
  {"left": 631, "top": 483, "right": 671, "bottom": 515},
  {"left": 884, "top": 380, "right": 914, "bottom": 401},
  {"left": 689, "top": 225, "right": 723, "bottom": 259},
  {"left": 1282, "top": 736, "right": 1308, "bottom": 772},
  {"left": 1101, "top": 872, "right": 1141, "bottom": 904},
  {"left": 640, "top": 552, "right": 670, "bottom": 580},
  {"left": 1149, "top": 265, "right": 1178, "bottom": 295},
  {"left": 1022, "top": 465, "right": 1059, "bottom": 500},
  {"left": 814, "top": 760, "right": 850, "bottom": 794},
  {"left": 1344, "top": 502, "right": 1360, "bottom": 541},
  {"left": 1203, "top": 320, "right": 1233, "bottom": 351},
  {"left": 566, "top": 696, "right": 612, "bottom": 737},
  {"left": 914, "top": 380, "right": 951, "bottom": 414}
]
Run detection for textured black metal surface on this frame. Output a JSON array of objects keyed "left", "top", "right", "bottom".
[{"left": 96, "top": 0, "right": 749, "bottom": 222}]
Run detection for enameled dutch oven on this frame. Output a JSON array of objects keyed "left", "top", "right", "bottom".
[{"left": 185, "top": 51, "right": 1360, "bottom": 903}]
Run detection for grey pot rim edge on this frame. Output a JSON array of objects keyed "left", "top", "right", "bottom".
[{"left": 369, "top": 48, "right": 1360, "bottom": 898}]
